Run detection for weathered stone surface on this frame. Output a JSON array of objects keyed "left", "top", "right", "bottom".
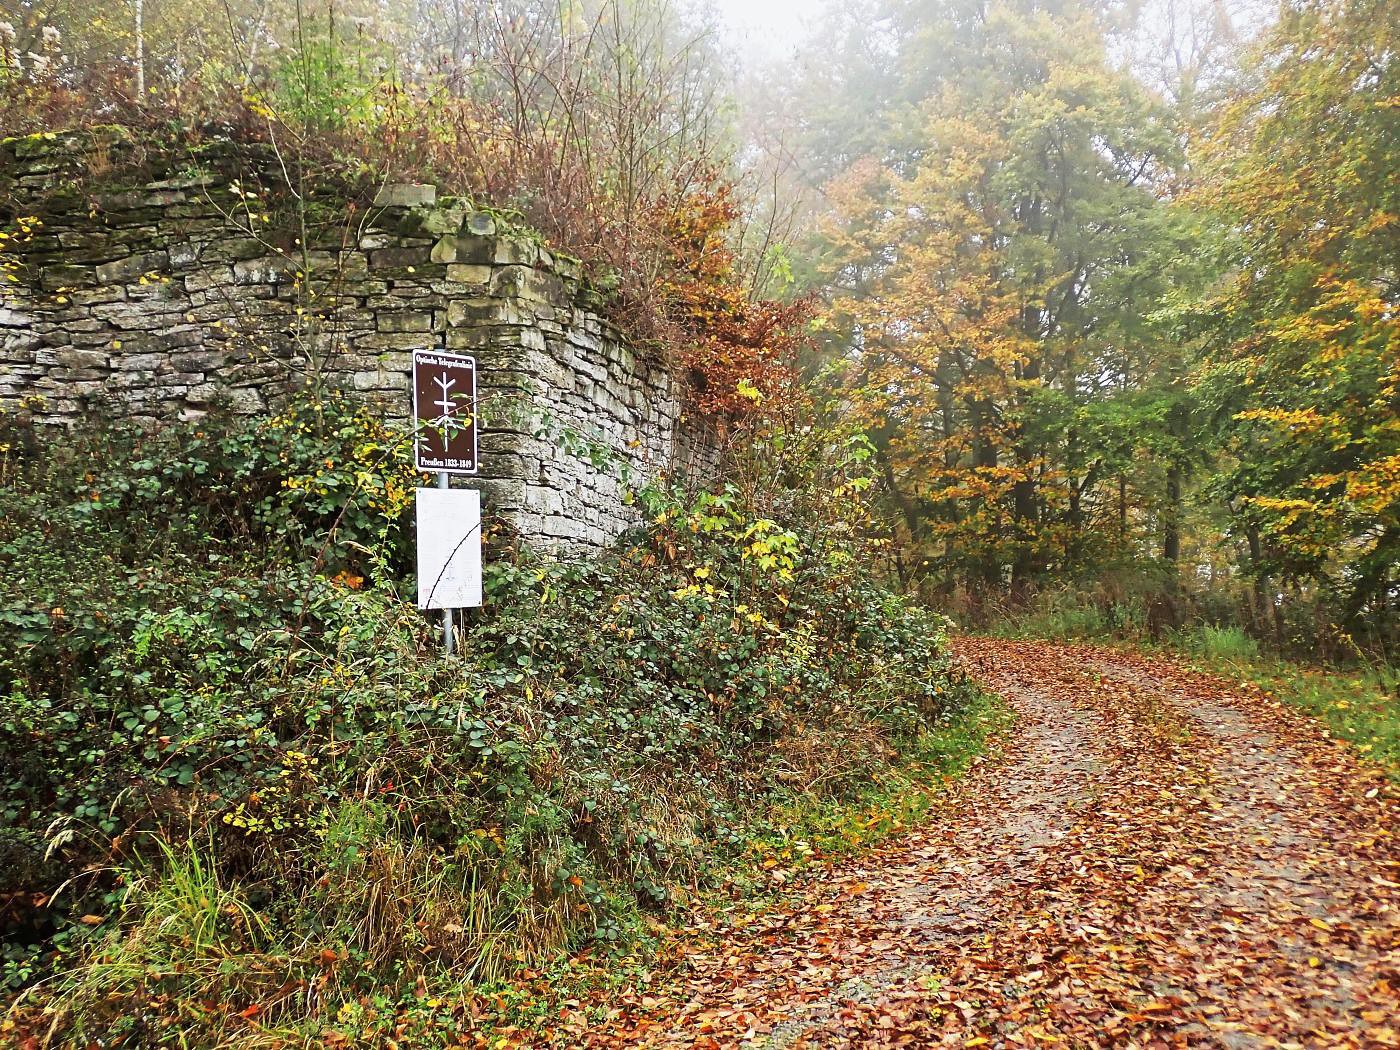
[
  {"left": 373, "top": 183, "right": 437, "bottom": 208},
  {"left": 376, "top": 311, "right": 433, "bottom": 333},
  {"left": 429, "top": 237, "right": 459, "bottom": 264},
  {"left": 0, "top": 144, "right": 711, "bottom": 554},
  {"left": 443, "top": 235, "right": 496, "bottom": 267},
  {"left": 40, "top": 264, "right": 97, "bottom": 290},
  {"left": 202, "top": 237, "right": 268, "bottom": 262},
  {"left": 233, "top": 257, "right": 293, "bottom": 284},
  {"left": 445, "top": 264, "right": 492, "bottom": 285},
  {"left": 96, "top": 251, "right": 170, "bottom": 284},
  {"left": 368, "top": 247, "right": 429, "bottom": 270},
  {"left": 493, "top": 238, "right": 538, "bottom": 266},
  {"left": 402, "top": 202, "right": 467, "bottom": 237},
  {"left": 466, "top": 212, "right": 497, "bottom": 237},
  {"left": 54, "top": 348, "right": 109, "bottom": 369}
]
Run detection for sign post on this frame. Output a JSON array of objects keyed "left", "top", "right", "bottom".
[
  {"left": 437, "top": 473, "right": 454, "bottom": 655},
  {"left": 411, "top": 349, "right": 482, "bottom": 654}
]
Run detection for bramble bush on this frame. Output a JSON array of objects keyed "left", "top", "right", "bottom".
[{"left": 0, "top": 395, "right": 975, "bottom": 1045}]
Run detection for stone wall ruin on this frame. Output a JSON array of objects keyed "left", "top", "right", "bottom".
[{"left": 0, "top": 127, "right": 707, "bottom": 552}]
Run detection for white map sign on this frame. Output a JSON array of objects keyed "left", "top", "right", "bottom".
[{"left": 416, "top": 488, "right": 483, "bottom": 610}]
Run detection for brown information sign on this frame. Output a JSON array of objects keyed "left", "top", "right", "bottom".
[{"left": 412, "top": 349, "right": 479, "bottom": 474}]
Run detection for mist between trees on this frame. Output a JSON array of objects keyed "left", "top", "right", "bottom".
[{"left": 1, "top": 0, "right": 1395, "bottom": 655}]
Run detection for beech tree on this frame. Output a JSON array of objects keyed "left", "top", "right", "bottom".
[
  {"left": 1194, "top": 0, "right": 1399, "bottom": 637},
  {"left": 808, "top": 0, "right": 1187, "bottom": 588}
]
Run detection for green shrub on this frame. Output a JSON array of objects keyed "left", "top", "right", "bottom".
[
  {"left": 0, "top": 396, "right": 416, "bottom": 891},
  {"left": 1174, "top": 623, "right": 1261, "bottom": 662},
  {"left": 979, "top": 578, "right": 1155, "bottom": 642},
  {"left": 0, "top": 397, "right": 976, "bottom": 1044}
]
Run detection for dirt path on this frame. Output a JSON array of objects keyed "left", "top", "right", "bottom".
[{"left": 569, "top": 638, "right": 1400, "bottom": 1048}]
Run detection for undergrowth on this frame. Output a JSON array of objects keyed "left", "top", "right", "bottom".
[
  {"left": 0, "top": 394, "right": 985, "bottom": 1046},
  {"left": 434, "top": 684, "right": 1012, "bottom": 1041},
  {"left": 736, "top": 685, "right": 1010, "bottom": 880},
  {"left": 963, "top": 572, "right": 1385, "bottom": 664}
]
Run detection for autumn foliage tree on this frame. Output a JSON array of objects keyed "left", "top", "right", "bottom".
[
  {"left": 783, "top": 0, "right": 1395, "bottom": 650},
  {"left": 1193, "top": 0, "right": 1399, "bottom": 639},
  {"left": 810, "top": 1, "right": 1185, "bottom": 590},
  {"left": 656, "top": 178, "right": 808, "bottom": 418}
]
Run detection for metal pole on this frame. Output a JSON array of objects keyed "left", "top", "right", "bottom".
[{"left": 438, "top": 471, "right": 455, "bottom": 655}]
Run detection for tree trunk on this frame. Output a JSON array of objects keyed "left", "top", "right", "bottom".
[
  {"left": 969, "top": 398, "right": 1001, "bottom": 586},
  {"left": 1243, "top": 524, "right": 1282, "bottom": 648},
  {"left": 1342, "top": 524, "right": 1398, "bottom": 642},
  {"left": 135, "top": 0, "right": 146, "bottom": 98},
  {"left": 1118, "top": 476, "right": 1128, "bottom": 544},
  {"left": 1010, "top": 351, "right": 1042, "bottom": 589},
  {"left": 1163, "top": 463, "right": 1182, "bottom": 563},
  {"left": 1011, "top": 465, "right": 1038, "bottom": 592}
]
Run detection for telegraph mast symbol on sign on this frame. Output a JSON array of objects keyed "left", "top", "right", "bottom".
[{"left": 412, "top": 349, "right": 479, "bottom": 474}]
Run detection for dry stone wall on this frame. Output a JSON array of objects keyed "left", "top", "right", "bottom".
[{"left": 0, "top": 127, "right": 707, "bottom": 552}]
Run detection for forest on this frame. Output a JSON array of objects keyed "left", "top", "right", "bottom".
[
  {"left": 1, "top": 0, "right": 1398, "bottom": 1046},
  {"left": 3, "top": 0, "right": 1396, "bottom": 652}
]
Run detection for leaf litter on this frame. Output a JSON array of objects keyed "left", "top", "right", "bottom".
[{"left": 517, "top": 639, "right": 1400, "bottom": 1048}]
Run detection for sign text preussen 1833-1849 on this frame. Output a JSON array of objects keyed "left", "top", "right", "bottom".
[{"left": 412, "top": 350, "right": 479, "bottom": 474}]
